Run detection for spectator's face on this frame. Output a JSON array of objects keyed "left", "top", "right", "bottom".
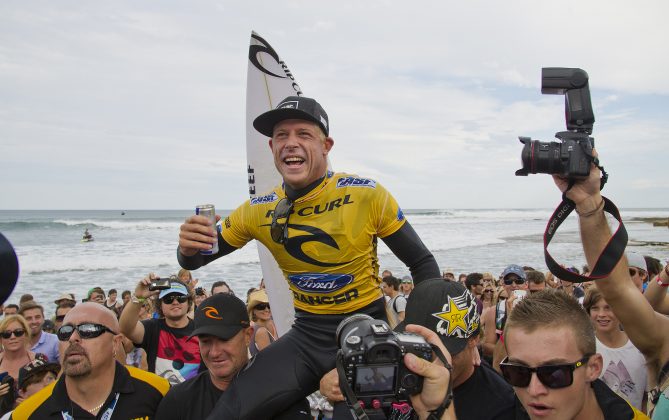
[
  {"left": 160, "top": 294, "right": 189, "bottom": 320},
  {"left": 505, "top": 325, "right": 601, "bottom": 420},
  {"left": 55, "top": 306, "right": 73, "bottom": 330},
  {"left": 22, "top": 371, "right": 57, "bottom": 399},
  {"left": 252, "top": 303, "right": 272, "bottom": 321},
  {"left": 1, "top": 320, "right": 28, "bottom": 352},
  {"left": 212, "top": 285, "right": 231, "bottom": 295},
  {"left": 588, "top": 298, "right": 620, "bottom": 335},
  {"left": 400, "top": 282, "right": 413, "bottom": 294},
  {"left": 89, "top": 292, "right": 104, "bottom": 304},
  {"left": 122, "top": 294, "right": 131, "bottom": 305},
  {"left": 194, "top": 293, "right": 207, "bottom": 307},
  {"left": 198, "top": 329, "right": 252, "bottom": 383},
  {"left": 628, "top": 267, "right": 645, "bottom": 292},
  {"left": 443, "top": 273, "right": 455, "bottom": 281},
  {"left": 503, "top": 275, "right": 527, "bottom": 293},
  {"left": 59, "top": 303, "right": 120, "bottom": 378},
  {"left": 528, "top": 282, "right": 546, "bottom": 294},
  {"left": 109, "top": 292, "right": 117, "bottom": 301},
  {"left": 22, "top": 308, "right": 44, "bottom": 336},
  {"left": 3, "top": 307, "right": 17, "bottom": 317},
  {"left": 380, "top": 282, "right": 393, "bottom": 297}
]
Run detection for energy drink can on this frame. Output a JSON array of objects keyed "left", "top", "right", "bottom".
[{"left": 196, "top": 204, "right": 219, "bottom": 255}]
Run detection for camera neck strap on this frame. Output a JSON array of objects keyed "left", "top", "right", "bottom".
[
  {"left": 335, "top": 344, "right": 453, "bottom": 420},
  {"left": 543, "top": 161, "right": 628, "bottom": 283}
]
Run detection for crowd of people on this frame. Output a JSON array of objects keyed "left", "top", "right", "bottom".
[{"left": 0, "top": 94, "right": 667, "bottom": 420}]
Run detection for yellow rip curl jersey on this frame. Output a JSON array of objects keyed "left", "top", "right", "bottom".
[{"left": 221, "top": 172, "right": 406, "bottom": 314}]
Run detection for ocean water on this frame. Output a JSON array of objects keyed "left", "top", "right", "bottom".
[{"left": 1, "top": 208, "right": 667, "bottom": 317}]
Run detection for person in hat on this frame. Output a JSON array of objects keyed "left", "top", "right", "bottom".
[
  {"left": 481, "top": 264, "right": 529, "bottom": 361},
  {"left": 120, "top": 276, "right": 202, "bottom": 384},
  {"left": 15, "top": 354, "right": 59, "bottom": 405},
  {"left": 626, "top": 253, "right": 648, "bottom": 292},
  {"left": 246, "top": 290, "right": 277, "bottom": 356},
  {"left": 400, "top": 275, "right": 414, "bottom": 297},
  {"left": 53, "top": 293, "right": 75, "bottom": 308},
  {"left": 177, "top": 95, "right": 440, "bottom": 418},
  {"left": 320, "top": 279, "right": 514, "bottom": 419},
  {"left": 154, "top": 293, "right": 310, "bottom": 420},
  {"left": 12, "top": 302, "right": 169, "bottom": 419}
]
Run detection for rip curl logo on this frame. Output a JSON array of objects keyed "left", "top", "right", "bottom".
[
  {"left": 202, "top": 306, "right": 223, "bottom": 320},
  {"left": 432, "top": 290, "right": 480, "bottom": 339},
  {"left": 283, "top": 224, "right": 351, "bottom": 267},
  {"left": 249, "top": 33, "right": 302, "bottom": 95},
  {"left": 288, "top": 273, "right": 354, "bottom": 293},
  {"left": 250, "top": 192, "right": 279, "bottom": 206}
]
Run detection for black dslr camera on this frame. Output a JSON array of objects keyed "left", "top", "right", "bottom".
[
  {"left": 335, "top": 314, "right": 432, "bottom": 411},
  {"left": 516, "top": 68, "right": 595, "bottom": 179}
]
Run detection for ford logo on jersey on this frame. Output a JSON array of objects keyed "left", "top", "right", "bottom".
[
  {"left": 336, "top": 177, "right": 376, "bottom": 188},
  {"left": 250, "top": 192, "right": 279, "bottom": 206},
  {"left": 288, "top": 273, "right": 354, "bottom": 293}
]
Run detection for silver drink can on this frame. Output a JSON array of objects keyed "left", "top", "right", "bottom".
[{"left": 196, "top": 204, "right": 219, "bottom": 255}]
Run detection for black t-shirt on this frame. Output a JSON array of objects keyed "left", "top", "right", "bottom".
[
  {"left": 155, "top": 370, "right": 311, "bottom": 420},
  {"left": 454, "top": 361, "right": 516, "bottom": 420},
  {"left": 139, "top": 318, "right": 202, "bottom": 384}
]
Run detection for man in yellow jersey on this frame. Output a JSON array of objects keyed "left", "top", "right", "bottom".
[{"left": 177, "top": 96, "right": 441, "bottom": 419}]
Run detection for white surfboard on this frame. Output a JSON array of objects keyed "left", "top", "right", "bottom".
[{"left": 245, "top": 32, "right": 304, "bottom": 336}]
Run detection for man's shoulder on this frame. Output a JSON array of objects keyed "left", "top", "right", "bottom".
[{"left": 125, "top": 365, "right": 171, "bottom": 396}]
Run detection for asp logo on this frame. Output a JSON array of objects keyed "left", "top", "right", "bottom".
[
  {"left": 288, "top": 273, "right": 354, "bottom": 293},
  {"left": 250, "top": 192, "right": 279, "bottom": 206},
  {"left": 336, "top": 177, "right": 377, "bottom": 188}
]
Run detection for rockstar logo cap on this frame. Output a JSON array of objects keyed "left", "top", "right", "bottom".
[{"left": 397, "top": 278, "right": 480, "bottom": 356}]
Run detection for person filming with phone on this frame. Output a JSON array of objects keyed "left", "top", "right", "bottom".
[{"left": 119, "top": 274, "right": 202, "bottom": 385}]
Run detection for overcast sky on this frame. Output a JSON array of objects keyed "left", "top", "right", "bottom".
[{"left": 2, "top": 1, "right": 668, "bottom": 210}]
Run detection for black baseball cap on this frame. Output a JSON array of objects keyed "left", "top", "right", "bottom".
[
  {"left": 190, "top": 293, "right": 250, "bottom": 341},
  {"left": 18, "top": 354, "right": 60, "bottom": 389},
  {"left": 253, "top": 96, "right": 329, "bottom": 137},
  {"left": 397, "top": 278, "right": 480, "bottom": 356}
]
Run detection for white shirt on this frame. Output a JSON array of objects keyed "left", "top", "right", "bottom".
[{"left": 596, "top": 337, "right": 648, "bottom": 410}]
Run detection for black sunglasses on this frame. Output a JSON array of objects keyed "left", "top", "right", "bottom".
[
  {"left": 1, "top": 328, "right": 26, "bottom": 339},
  {"left": 270, "top": 198, "right": 294, "bottom": 244},
  {"left": 254, "top": 303, "right": 270, "bottom": 311},
  {"left": 504, "top": 278, "right": 526, "bottom": 285},
  {"left": 57, "top": 323, "right": 118, "bottom": 341},
  {"left": 629, "top": 268, "right": 643, "bottom": 277},
  {"left": 162, "top": 295, "right": 189, "bottom": 305},
  {"left": 500, "top": 355, "right": 591, "bottom": 389}
]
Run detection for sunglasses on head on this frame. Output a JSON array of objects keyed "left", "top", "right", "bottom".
[
  {"left": 162, "top": 295, "right": 189, "bottom": 305},
  {"left": 1, "top": 329, "right": 26, "bottom": 339},
  {"left": 254, "top": 303, "right": 270, "bottom": 311},
  {"left": 500, "top": 355, "right": 591, "bottom": 389},
  {"left": 57, "top": 323, "right": 117, "bottom": 341},
  {"left": 504, "top": 277, "right": 526, "bottom": 285},
  {"left": 270, "top": 198, "right": 294, "bottom": 244}
]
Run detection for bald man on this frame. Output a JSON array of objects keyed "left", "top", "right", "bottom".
[{"left": 12, "top": 303, "right": 170, "bottom": 419}]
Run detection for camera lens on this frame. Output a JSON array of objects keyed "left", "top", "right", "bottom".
[{"left": 517, "top": 138, "right": 566, "bottom": 176}]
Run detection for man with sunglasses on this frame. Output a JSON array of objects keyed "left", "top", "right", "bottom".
[
  {"left": 11, "top": 302, "right": 169, "bottom": 419},
  {"left": 481, "top": 264, "right": 528, "bottom": 360},
  {"left": 177, "top": 96, "right": 440, "bottom": 419},
  {"left": 120, "top": 277, "right": 203, "bottom": 385},
  {"left": 501, "top": 288, "right": 647, "bottom": 419}
]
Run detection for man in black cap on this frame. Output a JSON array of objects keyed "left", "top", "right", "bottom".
[
  {"left": 320, "top": 279, "right": 515, "bottom": 419},
  {"left": 177, "top": 96, "right": 440, "bottom": 419},
  {"left": 155, "top": 293, "right": 310, "bottom": 419}
]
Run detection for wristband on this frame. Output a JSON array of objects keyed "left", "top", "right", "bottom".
[
  {"left": 131, "top": 294, "right": 147, "bottom": 304},
  {"left": 575, "top": 198, "right": 605, "bottom": 217},
  {"left": 657, "top": 277, "right": 669, "bottom": 287}
]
